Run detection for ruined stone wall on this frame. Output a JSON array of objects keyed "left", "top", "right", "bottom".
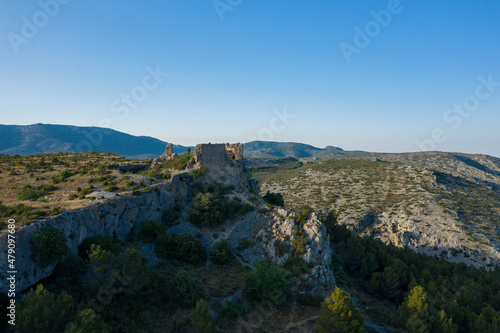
[
  {"left": 150, "top": 143, "right": 177, "bottom": 169},
  {"left": 225, "top": 143, "right": 243, "bottom": 161},
  {"left": 188, "top": 143, "right": 247, "bottom": 189}
]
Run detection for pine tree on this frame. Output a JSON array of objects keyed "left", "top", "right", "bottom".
[
  {"left": 399, "top": 285, "right": 431, "bottom": 333},
  {"left": 316, "top": 288, "right": 364, "bottom": 333},
  {"left": 65, "top": 308, "right": 112, "bottom": 333},
  {"left": 433, "top": 310, "right": 457, "bottom": 333},
  {"left": 16, "top": 284, "right": 75, "bottom": 333},
  {"left": 191, "top": 299, "right": 217, "bottom": 333}
]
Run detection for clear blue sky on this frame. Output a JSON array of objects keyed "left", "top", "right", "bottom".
[{"left": 1, "top": 1, "right": 499, "bottom": 157}]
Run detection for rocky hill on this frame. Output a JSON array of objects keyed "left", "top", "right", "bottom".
[
  {"left": 2, "top": 146, "right": 500, "bottom": 331},
  {"left": 249, "top": 151, "right": 500, "bottom": 268},
  {"left": 0, "top": 124, "right": 189, "bottom": 159}
]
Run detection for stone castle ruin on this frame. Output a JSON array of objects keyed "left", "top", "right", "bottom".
[
  {"left": 151, "top": 142, "right": 247, "bottom": 188},
  {"left": 188, "top": 143, "right": 243, "bottom": 169}
]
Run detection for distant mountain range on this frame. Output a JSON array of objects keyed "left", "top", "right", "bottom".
[
  {"left": 0, "top": 124, "right": 188, "bottom": 159},
  {"left": 0, "top": 124, "right": 346, "bottom": 160}
]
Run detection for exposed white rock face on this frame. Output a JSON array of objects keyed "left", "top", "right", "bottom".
[
  {"left": 257, "top": 208, "right": 335, "bottom": 290},
  {"left": 0, "top": 176, "right": 189, "bottom": 293}
]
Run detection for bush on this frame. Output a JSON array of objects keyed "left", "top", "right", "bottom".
[
  {"left": 284, "top": 256, "right": 308, "bottom": 275},
  {"left": 140, "top": 220, "right": 166, "bottom": 241},
  {"left": 221, "top": 301, "right": 242, "bottom": 319},
  {"left": 78, "top": 235, "right": 122, "bottom": 260},
  {"left": 65, "top": 308, "right": 112, "bottom": 333},
  {"left": 296, "top": 293, "right": 324, "bottom": 308},
  {"left": 291, "top": 227, "right": 308, "bottom": 255},
  {"left": 188, "top": 192, "right": 226, "bottom": 227},
  {"left": 16, "top": 184, "right": 57, "bottom": 201},
  {"left": 52, "top": 169, "right": 72, "bottom": 184},
  {"left": 167, "top": 270, "right": 204, "bottom": 308},
  {"left": 191, "top": 166, "right": 208, "bottom": 179},
  {"left": 32, "top": 226, "right": 69, "bottom": 267},
  {"left": 244, "top": 260, "right": 292, "bottom": 306},
  {"left": 155, "top": 233, "right": 207, "bottom": 264},
  {"left": 188, "top": 190, "right": 253, "bottom": 227},
  {"left": 161, "top": 152, "right": 192, "bottom": 170},
  {"left": 162, "top": 209, "right": 180, "bottom": 226},
  {"left": 210, "top": 239, "right": 234, "bottom": 265},
  {"left": 263, "top": 191, "right": 285, "bottom": 207},
  {"left": 295, "top": 205, "right": 313, "bottom": 225},
  {"left": 0, "top": 201, "right": 47, "bottom": 226},
  {"left": 274, "top": 239, "right": 290, "bottom": 258},
  {"left": 190, "top": 299, "right": 217, "bottom": 333},
  {"left": 236, "top": 238, "right": 254, "bottom": 252}
]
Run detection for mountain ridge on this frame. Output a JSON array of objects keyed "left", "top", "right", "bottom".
[{"left": 0, "top": 123, "right": 189, "bottom": 159}]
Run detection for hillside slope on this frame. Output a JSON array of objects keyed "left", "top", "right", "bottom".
[
  {"left": 0, "top": 124, "right": 188, "bottom": 158},
  {"left": 249, "top": 152, "right": 500, "bottom": 268},
  {"left": 244, "top": 141, "right": 343, "bottom": 158}
]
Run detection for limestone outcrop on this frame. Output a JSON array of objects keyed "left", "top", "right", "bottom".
[
  {"left": 0, "top": 176, "right": 189, "bottom": 293},
  {"left": 256, "top": 208, "right": 335, "bottom": 290},
  {"left": 150, "top": 143, "right": 177, "bottom": 168}
]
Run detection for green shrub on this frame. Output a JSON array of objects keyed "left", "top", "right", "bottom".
[
  {"left": 65, "top": 308, "right": 112, "bottom": 333},
  {"left": 140, "top": 220, "right": 166, "bottom": 241},
  {"left": 263, "top": 191, "right": 285, "bottom": 207},
  {"left": 295, "top": 205, "right": 312, "bottom": 225},
  {"left": 167, "top": 270, "right": 204, "bottom": 308},
  {"left": 52, "top": 169, "right": 72, "bottom": 184},
  {"left": 188, "top": 192, "right": 226, "bottom": 227},
  {"left": 161, "top": 152, "right": 192, "bottom": 170},
  {"left": 32, "top": 226, "right": 69, "bottom": 267},
  {"left": 191, "top": 166, "right": 208, "bottom": 179},
  {"left": 162, "top": 209, "right": 180, "bottom": 226},
  {"left": 138, "top": 170, "right": 170, "bottom": 179},
  {"left": 296, "top": 293, "right": 324, "bottom": 308},
  {"left": 105, "top": 184, "right": 118, "bottom": 192},
  {"left": 221, "top": 301, "right": 242, "bottom": 319},
  {"left": 155, "top": 233, "right": 207, "bottom": 264},
  {"left": 0, "top": 201, "right": 47, "bottom": 226},
  {"left": 284, "top": 256, "right": 308, "bottom": 275},
  {"left": 244, "top": 260, "right": 292, "bottom": 306},
  {"left": 291, "top": 227, "right": 308, "bottom": 255},
  {"left": 236, "top": 238, "right": 254, "bottom": 252},
  {"left": 190, "top": 299, "right": 217, "bottom": 333},
  {"left": 78, "top": 235, "right": 122, "bottom": 260},
  {"left": 210, "top": 239, "right": 234, "bottom": 265},
  {"left": 274, "top": 239, "right": 290, "bottom": 257},
  {"left": 16, "top": 184, "right": 57, "bottom": 201},
  {"left": 188, "top": 191, "right": 253, "bottom": 227}
]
